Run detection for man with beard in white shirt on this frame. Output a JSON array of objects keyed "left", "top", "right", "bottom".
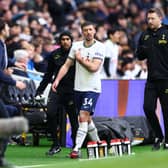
[{"left": 52, "top": 21, "right": 105, "bottom": 159}]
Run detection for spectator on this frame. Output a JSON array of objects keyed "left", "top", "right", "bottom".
[
  {"left": 118, "top": 57, "right": 135, "bottom": 79},
  {"left": 32, "top": 38, "right": 48, "bottom": 73},
  {"left": 95, "top": 23, "right": 107, "bottom": 42},
  {"left": 13, "top": 49, "right": 29, "bottom": 78},
  {"left": 13, "top": 48, "right": 42, "bottom": 81}
]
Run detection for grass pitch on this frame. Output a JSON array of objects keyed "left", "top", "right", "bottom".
[{"left": 5, "top": 140, "right": 168, "bottom": 168}]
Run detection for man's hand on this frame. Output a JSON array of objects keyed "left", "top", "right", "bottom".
[
  {"left": 14, "top": 62, "right": 26, "bottom": 70},
  {"left": 4, "top": 68, "right": 13, "bottom": 75},
  {"left": 52, "top": 79, "right": 59, "bottom": 92},
  {"left": 75, "top": 50, "right": 83, "bottom": 63},
  {"left": 75, "top": 50, "right": 90, "bottom": 65},
  {"left": 16, "top": 81, "right": 26, "bottom": 90}
]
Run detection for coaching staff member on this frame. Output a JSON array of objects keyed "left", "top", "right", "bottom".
[
  {"left": 36, "top": 31, "right": 78, "bottom": 156},
  {"left": 0, "top": 18, "right": 26, "bottom": 168},
  {"left": 136, "top": 8, "right": 168, "bottom": 150}
]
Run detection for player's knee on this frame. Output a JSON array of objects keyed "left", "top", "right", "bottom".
[
  {"left": 79, "top": 116, "right": 87, "bottom": 122},
  {"left": 79, "top": 111, "right": 90, "bottom": 122}
]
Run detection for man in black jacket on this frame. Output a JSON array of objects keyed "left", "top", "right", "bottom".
[
  {"left": 136, "top": 8, "right": 168, "bottom": 150},
  {"left": 36, "top": 31, "right": 78, "bottom": 156},
  {"left": 0, "top": 18, "right": 26, "bottom": 168}
]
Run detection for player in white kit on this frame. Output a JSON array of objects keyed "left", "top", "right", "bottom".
[{"left": 52, "top": 21, "right": 105, "bottom": 158}]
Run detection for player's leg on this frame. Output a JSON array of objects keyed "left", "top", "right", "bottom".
[
  {"left": 88, "top": 116, "right": 100, "bottom": 142},
  {"left": 70, "top": 91, "right": 100, "bottom": 158},
  {"left": 46, "top": 91, "right": 61, "bottom": 155}
]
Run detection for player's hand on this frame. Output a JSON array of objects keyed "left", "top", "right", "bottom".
[
  {"left": 75, "top": 50, "right": 82, "bottom": 61},
  {"left": 16, "top": 81, "right": 26, "bottom": 90},
  {"left": 52, "top": 79, "right": 59, "bottom": 92},
  {"left": 75, "top": 49, "right": 90, "bottom": 64}
]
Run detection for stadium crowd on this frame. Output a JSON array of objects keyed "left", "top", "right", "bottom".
[
  {"left": 0, "top": 1, "right": 168, "bottom": 166},
  {"left": 0, "top": 0, "right": 167, "bottom": 80}
]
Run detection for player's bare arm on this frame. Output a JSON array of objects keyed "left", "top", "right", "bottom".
[{"left": 75, "top": 50, "right": 102, "bottom": 72}]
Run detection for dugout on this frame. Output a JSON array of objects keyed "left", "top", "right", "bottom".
[{"left": 1, "top": 74, "right": 67, "bottom": 147}]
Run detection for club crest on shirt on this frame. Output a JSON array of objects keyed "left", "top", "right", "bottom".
[
  {"left": 54, "top": 54, "right": 61, "bottom": 59},
  {"left": 158, "top": 34, "right": 167, "bottom": 44}
]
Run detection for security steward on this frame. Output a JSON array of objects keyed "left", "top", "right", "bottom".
[{"left": 36, "top": 31, "right": 78, "bottom": 155}]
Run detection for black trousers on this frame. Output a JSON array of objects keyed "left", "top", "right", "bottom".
[
  {"left": 143, "top": 80, "right": 168, "bottom": 143},
  {"left": 47, "top": 90, "right": 78, "bottom": 147},
  {"left": 0, "top": 99, "right": 9, "bottom": 158}
]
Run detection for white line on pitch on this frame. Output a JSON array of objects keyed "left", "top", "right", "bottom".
[{"left": 16, "top": 164, "right": 56, "bottom": 168}]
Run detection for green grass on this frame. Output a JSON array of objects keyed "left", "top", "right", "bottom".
[{"left": 5, "top": 140, "right": 168, "bottom": 168}]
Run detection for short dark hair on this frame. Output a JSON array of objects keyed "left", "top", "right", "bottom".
[
  {"left": 107, "top": 27, "right": 121, "bottom": 38},
  {"left": 121, "top": 57, "right": 134, "bottom": 68},
  {"left": 81, "top": 21, "right": 95, "bottom": 30},
  {"left": 0, "top": 18, "right": 6, "bottom": 33},
  {"left": 146, "top": 8, "right": 163, "bottom": 17},
  {"left": 59, "top": 31, "right": 73, "bottom": 43}
]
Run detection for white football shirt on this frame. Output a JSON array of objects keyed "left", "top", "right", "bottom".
[
  {"left": 69, "top": 40, "right": 105, "bottom": 92},
  {"left": 104, "top": 39, "right": 119, "bottom": 78}
]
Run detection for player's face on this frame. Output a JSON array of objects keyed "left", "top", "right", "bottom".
[
  {"left": 147, "top": 12, "right": 162, "bottom": 30},
  {"left": 82, "top": 25, "right": 96, "bottom": 42},
  {"left": 111, "top": 31, "right": 121, "bottom": 43},
  {"left": 60, "top": 35, "right": 72, "bottom": 50}
]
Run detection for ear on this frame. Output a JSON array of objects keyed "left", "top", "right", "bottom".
[{"left": 1, "top": 29, "right": 5, "bottom": 35}]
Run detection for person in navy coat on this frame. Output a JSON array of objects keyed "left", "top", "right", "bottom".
[{"left": 0, "top": 18, "right": 26, "bottom": 168}]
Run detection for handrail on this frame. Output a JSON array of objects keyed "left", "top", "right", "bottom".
[{"left": 12, "top": 67, "right": 44, "bottom": 77}]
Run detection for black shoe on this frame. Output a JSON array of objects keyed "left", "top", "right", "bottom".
[
  {"left": 163, "top": 143, "right": 168, "bottom": 149},
  {"left": 11, "top": 136, "right": 25, "bottom": 146},
  {"left": 46, "top": 146, "right": 61, "bottom": 156},
  {"left": 152, "top": 138, "right": 163, "bottom": 151},
  {"left": 0, "top": 158, "right": 16, "bottom": 168}
]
